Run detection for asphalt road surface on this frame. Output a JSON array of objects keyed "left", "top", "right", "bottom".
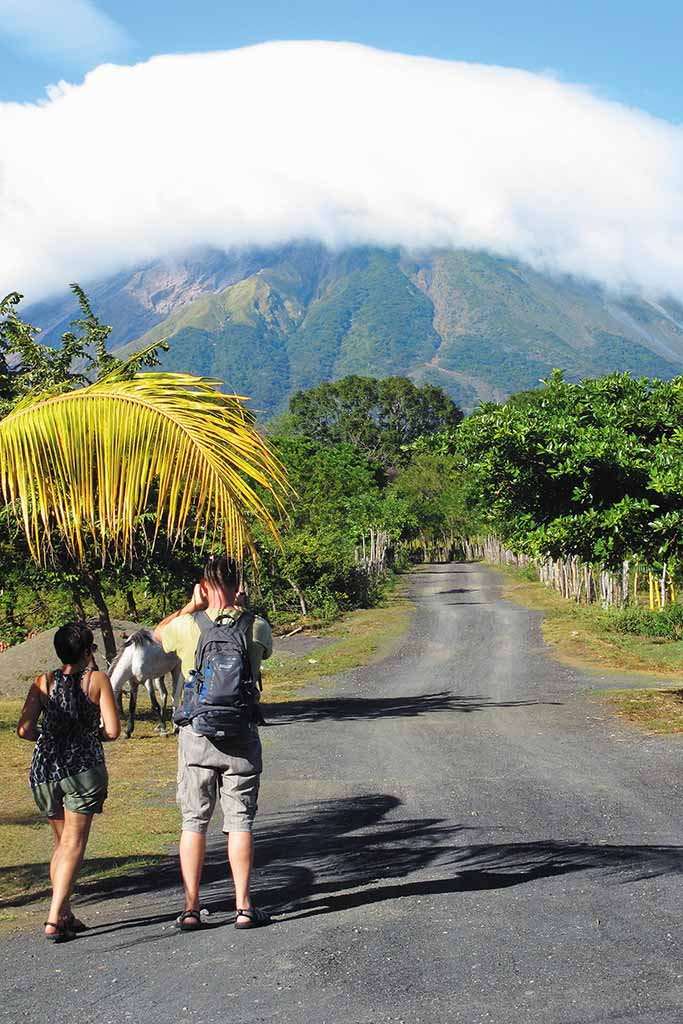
[{"left": 3, "top": 563, "right": 683, "bottom": 1024}]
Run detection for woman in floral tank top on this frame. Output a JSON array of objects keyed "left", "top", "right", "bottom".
[{"left": 17, "top": 623, "right": 120, "bottom": 942}]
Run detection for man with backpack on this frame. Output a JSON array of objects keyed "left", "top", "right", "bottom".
[{"left": 154, "top": 555, "right": 272, "bottom": 931}]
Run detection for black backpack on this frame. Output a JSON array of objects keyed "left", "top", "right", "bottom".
[{"left": 173, "top": 610, "right": 260, "bottom": 738}]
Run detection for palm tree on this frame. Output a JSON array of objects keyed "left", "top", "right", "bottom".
[{"left": 0, "top": 333, "right": 289, "bottom": 660}]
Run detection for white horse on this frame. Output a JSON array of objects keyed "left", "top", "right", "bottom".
[{"left": 109, "top": 630, "right": 181, "bottom": 738}]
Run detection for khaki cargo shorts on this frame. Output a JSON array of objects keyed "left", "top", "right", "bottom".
[
  {"left": 32, "top": 764, "right": 109, "bottom": 818},
  {"left": 176, "top": 725, "right": 262, "bottom": 834}
]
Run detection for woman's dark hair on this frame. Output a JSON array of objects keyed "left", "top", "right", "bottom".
[
  {"left": 54, "top": 622, "right": 94, "bottom": 664},
  {"left": 203, "top": 554, "right": 238, "bottom": 592}
]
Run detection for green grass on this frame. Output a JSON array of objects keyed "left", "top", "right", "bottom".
[
  {"left": 600, "top": 687, "right": 683, "bottom": 735},
  {"left": 0, "top": 588, "right": 413, "bottom": 928},
  {"left": 498, "top": 564, "right": 683, "bottom": 734}
]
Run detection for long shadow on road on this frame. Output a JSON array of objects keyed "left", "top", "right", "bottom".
[
  {"left": 7, "top": 795, "right": 683, "bottom": 941},
  {"left": 263, "top": 692, "right": 561, "bottom": 725},
  {"left": 246, "top": 795, "right": 683, "bottom": 919}
]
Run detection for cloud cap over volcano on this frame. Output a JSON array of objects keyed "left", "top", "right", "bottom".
[{"left": 2, "top": 40, "right": 683, "bottom": 299}]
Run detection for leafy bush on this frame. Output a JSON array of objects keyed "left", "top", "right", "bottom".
[{"left": 606, "top": 603, "right": 683, "bottom": 640}]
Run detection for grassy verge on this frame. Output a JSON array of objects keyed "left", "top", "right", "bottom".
[
  {"left": 600, "top": 688, "right": 683, "bottom": 735},
  {"left": 0, "top": 587, "right": 413, "bottom": 927},
  {"left": 497, "top": 564, "right": 683, "bottom": 734}
]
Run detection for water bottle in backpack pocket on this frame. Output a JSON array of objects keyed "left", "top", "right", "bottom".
[{"left": 177, "top": 670, "right": 200, "bottom": 721}]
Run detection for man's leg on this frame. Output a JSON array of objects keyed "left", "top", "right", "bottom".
[
  {"left": 176, "top": 734, "right": 216, "bottom": 926},
  {"left": 219, "top": 756, "right": 260, "bottom": 921},
  {"left": 179, "top": 830, "right": 207, "bottom": 915},
  {"left": 227, "top": 831, "right": 254, "bottom": 920}
]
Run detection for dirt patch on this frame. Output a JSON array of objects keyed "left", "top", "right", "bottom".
[
  {"left": 0, "top": 620, "right": 138, "bottom": 698},
  {"left": 273, "top": 632, "right": 335, "bottom": 659}
]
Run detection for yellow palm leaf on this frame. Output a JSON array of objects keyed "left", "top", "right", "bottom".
[{"left": 0, "top": 372, "right": 290, "bottom": 563}]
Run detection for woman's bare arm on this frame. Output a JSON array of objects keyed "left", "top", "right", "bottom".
[
  {"left": 17, "top": 676, "right": 47, "bottom": 741},
  {"left": 90, "top": 671, "right": 121, "bottom": 741}
]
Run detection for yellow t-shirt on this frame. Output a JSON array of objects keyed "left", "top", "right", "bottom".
[{"left": 160, "top": 607, "right": 272, "bottom": 682}]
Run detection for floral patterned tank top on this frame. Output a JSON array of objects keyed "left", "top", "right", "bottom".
[{"left": 29, "top": 669, "right": 105, "bottom": 788}]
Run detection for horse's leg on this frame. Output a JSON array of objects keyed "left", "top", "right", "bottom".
[
  {"left": 145, "top": 678, "right": 166, "bottom": 736},
  {"left": 126, "top": 682, "right": 138, "bottom": 739},
  {"left": 170, "top": 665, "right": 181, "bottom": 735},
  {"left": 156, "top": 677, "right": 169, "bottom": 736}
]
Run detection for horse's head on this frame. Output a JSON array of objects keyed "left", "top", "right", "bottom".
[
  {"left": 109, "top": 630, "right": 155, "bottom": 690},
  {"left": 109, "top": 629, "right": 179, "bottom": 691}
]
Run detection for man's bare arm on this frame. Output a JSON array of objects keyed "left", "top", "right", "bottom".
[{"left": 153, "top": 583, "right": 207, "bottom": 644}]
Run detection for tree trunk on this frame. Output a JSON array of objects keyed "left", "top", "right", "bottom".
[
  {"left": 286, "top": 577, "right": 308, "bottom": 617},
  {"left": 70, "top": 584, "right": 86, "bottom": 620},
  {"left": 81, "top": 569, "right": 116, "bottom": 663},
  {"left": 125, "top": 589, "right": 138, "bottom": 620}
]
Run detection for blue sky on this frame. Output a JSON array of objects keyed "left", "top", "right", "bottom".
[{"left": 1, "top": 0, "right": 681, "bottom": 123}]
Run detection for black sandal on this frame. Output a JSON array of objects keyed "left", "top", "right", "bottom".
[
  {"left": 44, "top": 920, "right": 75, "bottom": 943},
  {"left": 235, "top": 907, "right": 271, "bottom": 930},
  {"left": 177, "top": 909, "right": 202, "bottom": 931}
]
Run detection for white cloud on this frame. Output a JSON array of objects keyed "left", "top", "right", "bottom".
[
  {"left": 0, "top": 0, "right": 128, "bottom": 63},
  {"left": 1, "top": 40, "right": 683, "bottom": 300}
]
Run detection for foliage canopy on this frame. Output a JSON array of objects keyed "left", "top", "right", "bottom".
[
  {"left": 455, "top": 371, "right": 683, "bottom": 571},
  {"left": 281, "top": 374, "right": 463, "bottom": 475}
]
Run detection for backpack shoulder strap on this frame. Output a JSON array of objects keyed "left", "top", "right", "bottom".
[
  {"left": 234, "top": 610, "right": 255, "bottom": 636},
  {"left": 192, "top": 610, "right": 215, "bottom": 635},
  {"left": 213, "top": 609, "right": 254, "bottom": 636}
]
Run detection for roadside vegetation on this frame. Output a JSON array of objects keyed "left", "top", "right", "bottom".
[
  {"left": 0, "top": 294, "right": 466, "bottom": 648},
  {"left": 500, "top": 565, "right": 683, "bottom": 678},
  {"left": 439, "top": 373, "right": 683, "bottom": 734},
  {"left": 453, "top": 372, "right": 683, "bottom": 602}
]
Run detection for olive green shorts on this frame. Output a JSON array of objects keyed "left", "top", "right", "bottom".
[{"left": 32, "top": 764, "right": 109, "bottom": 818}]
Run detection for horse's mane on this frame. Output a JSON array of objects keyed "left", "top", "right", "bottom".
[{"left": 108, "top": 629, "right": 156, "bottom": 671}]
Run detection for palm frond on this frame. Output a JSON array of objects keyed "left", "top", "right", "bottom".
[{"left": 0, "top": 372, "right": 290, "bottom": 563}]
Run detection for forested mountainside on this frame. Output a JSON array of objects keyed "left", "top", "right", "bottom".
[{"left": 25, "top": 244, "right": 683, "bottom": 414}]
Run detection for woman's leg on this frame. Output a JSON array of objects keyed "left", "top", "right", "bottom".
[
  {"left": 47, "top": 818, "right": 71, "bottom": 924},
  {"left": 45, "top": 810, "right": 93, "bottom": 936},
  {"left": 48, "top": 817, "right": 64, "bottom": 885}
]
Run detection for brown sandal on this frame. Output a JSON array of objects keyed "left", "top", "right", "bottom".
[{"left": 177, "top": 909, "right": 202, "bottom": 931}]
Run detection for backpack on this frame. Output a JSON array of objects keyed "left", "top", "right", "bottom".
[{"left": 172, "top": 610, "right": 260, "bottom": 738}]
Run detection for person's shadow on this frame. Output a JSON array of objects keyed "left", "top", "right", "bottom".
[
  {"left": 262, "top": 692, "right": 560, "bottom": 726},
  {"left": 7, "top": 793, "right": 683, "bottom": 938},
  {"left": 197, "top": 793, "right": 683, "bottom": 921}
]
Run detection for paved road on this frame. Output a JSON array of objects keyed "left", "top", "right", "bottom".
[{"left": 3, "top": 563, "right": 683, "bottom": 1024}]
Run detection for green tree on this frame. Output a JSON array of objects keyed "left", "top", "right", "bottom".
[
  {"left": 0, "top": 288, "right": 289, "bottom": 658},
  {"left": 455, "top": 371, "right": 683, "bottom": 573},
  {"left": 278, "top": 375, "right": 462, "bottom": 477}
]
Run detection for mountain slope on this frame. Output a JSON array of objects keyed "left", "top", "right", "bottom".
[
  {"left": 406, "top": 250, "right": 683, "bottom": 404},
  {"left": 25, "top": 245, "right": 683, "bottom": 414}
]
